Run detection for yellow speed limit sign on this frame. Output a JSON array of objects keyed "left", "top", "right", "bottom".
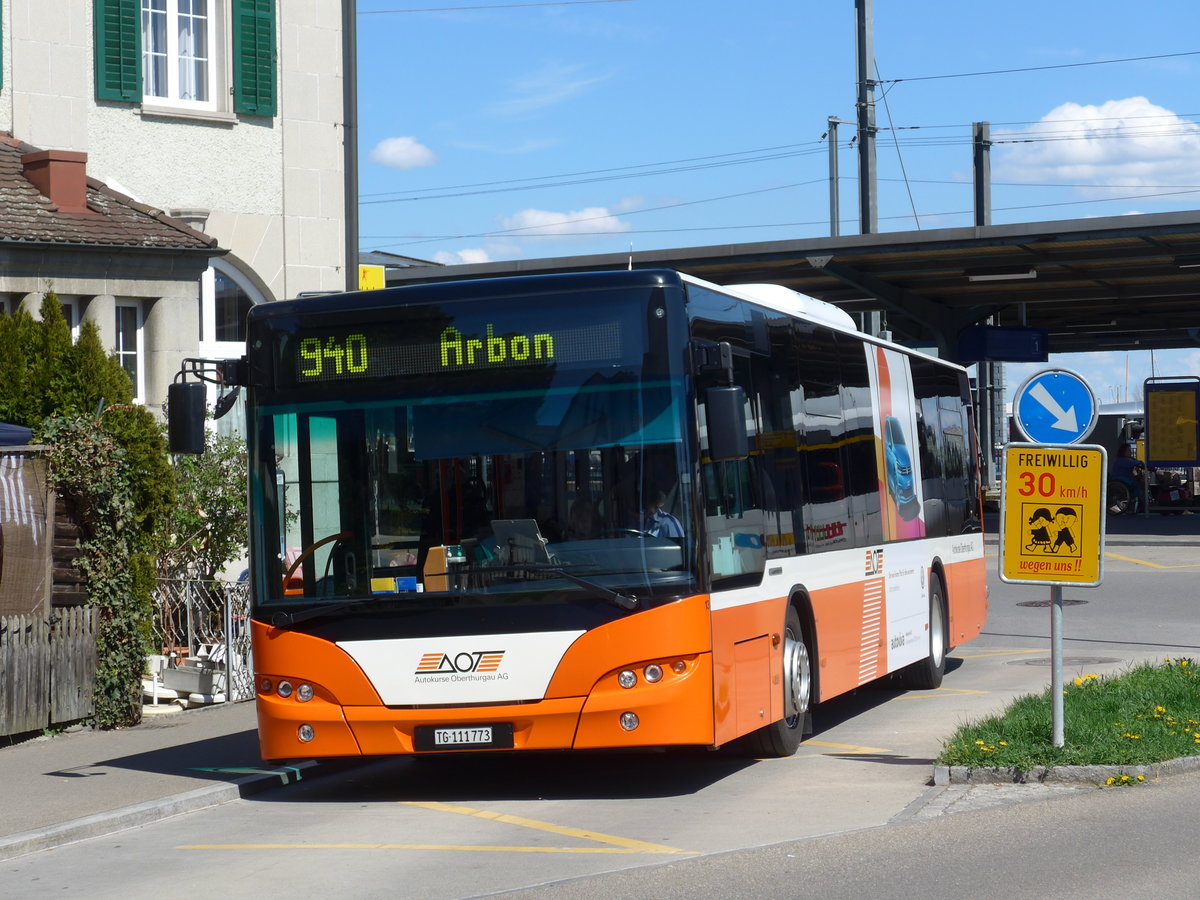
[{"left": 1000, "top": 443, "right": 1107, "bottom": 586}]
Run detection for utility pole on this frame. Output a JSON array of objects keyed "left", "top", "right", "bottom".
[
  {"left": 855, "top": 0, "right": 878, "bottom": 234},
  {"left": 343, "top": 0, "right": 359, "bottom": 292},
  {"left": 973, "top": 121, "right": 1003, "bottom": 487},
  {"left": 973, "top": 122, "right": 992, "bottom": 228},
  {"left": 827, "top": 117, "right": 853, "bottom": 237}
]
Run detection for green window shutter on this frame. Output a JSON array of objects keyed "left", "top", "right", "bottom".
[
  {"left": 93, "top": 0, "right": 141, "bottom": 102},
  {"left": 233, "top": 0, "right": 277, "bottom": 117}
]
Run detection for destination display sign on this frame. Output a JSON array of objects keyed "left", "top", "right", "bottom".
[{"left": 275, "top": 318, "right": 626, "bottom": 387}]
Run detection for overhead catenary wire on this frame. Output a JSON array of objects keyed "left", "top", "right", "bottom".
[
  {"left": 361, "top": 46, "right": 1200, "bottom": 252},
  {"left": 362, "top": 121, "right": 1200, "bottom": 206},
  {"left": 363, "top": 186, "right": 1200, "bottom": 248},
  {"left": 876, "top": 50, "right": 1200, "bottom": 84},
  {"left": 874, "top": 58, "right": 921, "bottom": 229}
]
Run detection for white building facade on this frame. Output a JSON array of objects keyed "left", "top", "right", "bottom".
[{"left": 0, "top": 0, "right": 346, "bottom": 406}]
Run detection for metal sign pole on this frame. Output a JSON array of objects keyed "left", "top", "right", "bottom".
[{"left": 1051, "top": 585, "right": 1064, "bottom": 747}]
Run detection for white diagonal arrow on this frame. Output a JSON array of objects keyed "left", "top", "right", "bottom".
[{"left": 1029, "top": 382, "right": 1079, "bottom": 432}]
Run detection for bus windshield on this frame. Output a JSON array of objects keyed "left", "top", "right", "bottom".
[{"left": 248, "top": 285, "right": 697, "bottom": 611}]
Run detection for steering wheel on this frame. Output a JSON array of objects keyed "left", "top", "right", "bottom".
[{"left": 283, "top": 531, "right": 354, "bottom": 590}]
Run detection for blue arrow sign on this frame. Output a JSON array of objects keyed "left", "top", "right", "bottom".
[{"left": 1013, "top": 369, "right": 1097, "bottom": 444}]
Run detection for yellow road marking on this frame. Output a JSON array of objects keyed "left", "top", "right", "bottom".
[
  {"left": 801, "top": 740, "right": 892, "bottom": 754},
  {"left": 181, "top": 802, "right": 696, "bottom": 855},
  {"left": 1104, "top": 552, "right": 1200, "bottom": 570},
  {"left": 954, "top": 648, "right": 1044, "bottom": 659},
  {"left": 402, "top": 800, "right": 691, "bottom": 854},
  {"left": 895, "top": 687, "right": 987, "bottom": 699},
  {"left": 179, "top": 843, "right": 673, "bottom": 854}
]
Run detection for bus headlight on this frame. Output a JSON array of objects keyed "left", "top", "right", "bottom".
[
  {"left": 297, "top": 683, "right": 314, "bottom": 702},
  {"left": 298, "top": 724, "right": 315, "bottom": 743},
  {"left": 259, "top": 678, "right": 273, "bottom": 693},
  {"left": 620, "top": 712, "right": 639, "bottom": 731},
  {"left": 277, "top": 680, "right": 294, "bottom": 698},
  {"left": 643, "top": 664, "right": 663, "bottom": 683},
  {"left": 618, "top": 669, "right": 637, "bottom": 689}
]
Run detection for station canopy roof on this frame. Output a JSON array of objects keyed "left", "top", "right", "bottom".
[{"left": 384, "top": 210, "right": 1200, "bottom": 363}]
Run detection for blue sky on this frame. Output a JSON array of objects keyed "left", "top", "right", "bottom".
[{"left": 354, "top": 0, "right": 1200, "bottom": 404}]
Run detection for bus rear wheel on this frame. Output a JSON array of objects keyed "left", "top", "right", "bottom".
[
  {"left": 899, "top": 571, "right": 946, "bottom": 690},
  {"left": 744, "top": 605, "right": 811, "bottom": 758}
]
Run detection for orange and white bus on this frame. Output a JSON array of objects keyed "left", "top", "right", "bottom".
[{"left": 215, "top": 269, "right": 986, "bottom": 761}]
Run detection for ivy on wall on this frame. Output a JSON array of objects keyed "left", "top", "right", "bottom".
[
  {"left": 2, "top": 293, "right": 174, "bottom": 728},
  {"left": 43, "top": 414, "right": 162, "bottom": 727}
]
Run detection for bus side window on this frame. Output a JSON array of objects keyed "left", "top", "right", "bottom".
[
  {"left": 913, "top": 357, "right": 948, "bottom": 538},
  {"left": 795, "top": 325, "right": 851, "bottom": 553},
  {"left": 840, "top": 340, "right": 881, "bottom": 548}
]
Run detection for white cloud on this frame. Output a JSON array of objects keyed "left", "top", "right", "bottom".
[
  {"left": 995, "top": 97, "right": 1200, "bottom": 197},
  {"left": 368, "top": 137, "right": 437, "bottom": 170},
  {"left": 498, "top": 205, "right": 632, "bottom": 237},
  {"left": 433, "top": 248, "right": 492, "bottom": 265},
  {"left": 488, "top": 62, "right": 607, "bottom": 116}
]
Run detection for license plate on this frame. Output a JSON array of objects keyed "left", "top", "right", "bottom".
[{"left": 414, "top": 723, "right": 514, "bottom": 751}]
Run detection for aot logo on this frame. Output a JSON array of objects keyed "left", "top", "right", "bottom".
[
  {"left": 864, "top": 549, "right": 883, "bottom": 576},
  {"left": 416, "top": 651, "right": 505, "bottom": 675}
]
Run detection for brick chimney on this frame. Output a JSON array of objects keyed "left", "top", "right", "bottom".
[{"left": 21, "top": 149, "right": 91, "bottom": 214}]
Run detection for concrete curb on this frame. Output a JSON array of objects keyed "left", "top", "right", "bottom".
[
  {"left": 0, "top": 761, "right": 317, "bottom": 862},
  {"left": 933, "top": 753, "right": 1200, "bottom": 786}
]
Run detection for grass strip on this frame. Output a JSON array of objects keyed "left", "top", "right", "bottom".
[{"left": 938, "top": 657, "right": 1200, "bottom": 771}]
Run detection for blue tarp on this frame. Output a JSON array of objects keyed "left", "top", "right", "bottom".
[{"left": 0, "top": 422, "right": 32, "bottom": 445}]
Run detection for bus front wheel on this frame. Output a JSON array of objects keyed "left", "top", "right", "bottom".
[{"left": 744, "top": 605, "right": 811, "bottom": 758}]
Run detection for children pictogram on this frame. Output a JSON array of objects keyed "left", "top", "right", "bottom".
[{"left": 1022, "top": 504, "right": 1082, "bottom": 557}]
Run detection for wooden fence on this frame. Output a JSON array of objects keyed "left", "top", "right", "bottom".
[{"left": 0, "top": 606, "right": 97, "bottom": 738}]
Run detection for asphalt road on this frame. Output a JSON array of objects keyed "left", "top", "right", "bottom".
[{"left": 2, "top": 529, "right": 1197, "bottom": 898}]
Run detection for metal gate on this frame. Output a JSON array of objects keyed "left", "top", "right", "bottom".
[{"left": 151, "top": 579, "right": 253, "bottom": 702}]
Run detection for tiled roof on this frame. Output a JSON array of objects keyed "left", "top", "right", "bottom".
[{"left": 0, "top": 133, "right": 217, "bottom": 251}]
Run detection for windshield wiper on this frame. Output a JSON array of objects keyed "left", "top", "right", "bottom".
[
  {"left": 454, "top": 564, "right": 640, "bottom": 611},
  {"left": 543, "top": 566, "right": 640, "bottom": 611}
]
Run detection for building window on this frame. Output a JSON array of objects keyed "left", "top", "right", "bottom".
[
  {"left": 214, "top": 268, "right": 252, "bottom": 341},
  {"left": 142, "top": 0, "right": 215, "bottom": 108},
  {"left": 115, "top": 302, "right": 144, "bottom": 401},
  {"left": 199, "top": 259, "right": 259, "bottom": 346},
  {"left": 95, "top": 0, "right": 276, "bottom": 116},
  {"left": 59, "top": 298, "right": 81, "bottom": 342}
]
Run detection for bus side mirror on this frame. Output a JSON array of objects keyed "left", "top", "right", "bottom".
[
  {"left": 706, "top": 385, "right": 748, "bottom": 461},
  {"left": 168, "top": 382, "right": 207, "bottom": 455}
]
